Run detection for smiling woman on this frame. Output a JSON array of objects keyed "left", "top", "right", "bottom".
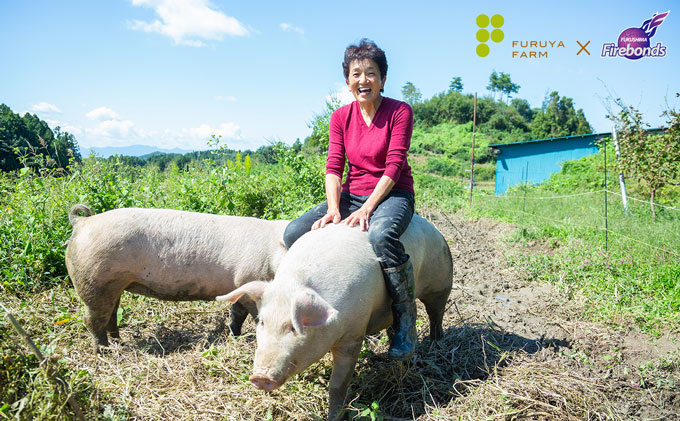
[{"left": 283, "top": 38, "right": 418, "bottom": 362}]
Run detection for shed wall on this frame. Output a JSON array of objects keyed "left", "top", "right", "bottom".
[{"left": 494, "top": 138, "right": 598, "bottom": 195}]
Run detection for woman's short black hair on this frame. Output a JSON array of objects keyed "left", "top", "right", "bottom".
[{"left": 342, "top": 39, "right": 388, "bottom": 81}]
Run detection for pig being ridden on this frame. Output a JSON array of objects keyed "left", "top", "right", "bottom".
[
  {"left": 218, "top": 214, "right": 453, "bottom": 419},
  {"left": 65, "top": 205, "right": 288, "bottom": 353}
]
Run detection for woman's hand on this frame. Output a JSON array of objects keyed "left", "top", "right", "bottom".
[
  {"left": 343, "top": 205, "right": 373, "bottom": 231},
  {"left": 312, "top": 209, "right": 341, "bottom": 230}
]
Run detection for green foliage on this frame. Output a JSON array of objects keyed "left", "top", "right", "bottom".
[
  {"left": 411, "top": 122, "right": 494, "bottom": 165},
  {"left": 272, "top": 142, "right": 326, "bottom": 216},
  {"left": 1, "top": 167, "right": 73, "bottom": 293},
  {"left": 304, "top": 95, "right": 343, "bottom": 153},
  {"left": 448, "top": 76, "right": 463, "bottom": 93},
  {"left": 510, "top": 98, "right": 535, "bottom": 121},
  {"left": 537, "top": 144, "right": 613, "bottom": 193},
  {"left": 413, "top": 91, "right": 475, "bottom": 127},
  {"left": 412, "top": 92, "right": 534, "bottom": 144},
  {"left": 352, "top": 401, "right": 384, "bottom": 421},
  {"left": 424, "top": 155, "right": 460, "bottom": 177},
  {"left": 535, "top": 141, "right": 680, "bottom": 206},
  {"left": 413, "top": 173, "right": 465, "bottom": 211},
  {"left": 531, "top": 91, "right": 592, "bottom": 139},
  {"left": 0, "top": 332, "right": 92, "bottom": 419},
  {"left": 608, "top": 99, "right": 680, "bottom": 220},
  {"left": 487, "top": 70, "right": 521, "bottom": 102},
  {"left": 401, "top": 81, "right": 422, "bottom": 106},
  {"left": 0, "top": 104, "right": 81, "bottom": 172},
  {"left": 473, "top": 164, "right": 496, "bottom": 181}
]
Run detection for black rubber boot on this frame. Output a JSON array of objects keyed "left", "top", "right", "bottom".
[{"left": 383, "top": 261, "right": 417, "bottom": 361}]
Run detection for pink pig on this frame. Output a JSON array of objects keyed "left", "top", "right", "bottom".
[
  {"left": 65, "top": 205, "right": 288, "bottom": 353},
  {"left": 218, "top": 214, "right": 452, "bottom": 419}
]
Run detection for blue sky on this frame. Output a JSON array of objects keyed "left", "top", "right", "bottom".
[{"left": 1, "top": 0, "right": 677, "bottom": 152}]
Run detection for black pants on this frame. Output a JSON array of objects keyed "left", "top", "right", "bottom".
[{"left": 283, "top": 190, "right": 415, "bottom": 269}]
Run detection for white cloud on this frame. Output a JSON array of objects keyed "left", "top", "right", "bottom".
[
  {"left": 181, "top": 122, "right": 242, "bottom": 141},
  {"left": 81, "top": 118, "right": 245, "bottom": 151},
  {"left": 129, "top": 0, "right": 249, "bottom": 47},
  {"left": 85, "top": 106, "right": 121, "bottom": 121},
  {"left": 214, "top": 95, "right": 238, "bottom": 102},
  {"left": 30, "top": 102, "right": 62, "bottom": 113},
  {"left": 325, "top": 83, "right": 355, "bottom": 106},
  {"left": 87, "top": 119, "right": 135, "bottom": 138},
  {"left": 280, "top": 23, "right": 304, "bottom": 36},
  {"left": 45, "top": 119, "right": 83, "bottom": 136}
]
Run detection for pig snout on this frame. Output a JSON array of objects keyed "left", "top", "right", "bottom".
[{"left": 249, "top": 374, "right": 281, "bottom": 392}]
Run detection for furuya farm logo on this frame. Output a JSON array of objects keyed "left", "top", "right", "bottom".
[{"left": 602, "top": 11, "right": 670, "bottom": 60}]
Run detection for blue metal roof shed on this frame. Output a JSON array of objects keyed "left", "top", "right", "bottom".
[{"left": 489, "top": 133, "right": 608, "bottom": 195}]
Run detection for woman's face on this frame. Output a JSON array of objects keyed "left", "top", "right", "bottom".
[{"left": 346, "top": 58, "right": 385, "bottom": 106}]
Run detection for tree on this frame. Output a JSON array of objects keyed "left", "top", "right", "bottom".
[
  {"left": 608, "top": 98, "right": 680, "bottom": 221},
  {"left": 401, "top": 81, "right": 422, "bottom": 106},
  {"left": 487, "top": 71, "right": 520, "bottom": 102},
  {"left": 304, "top": 95, "right": 343, "bottom": 152},
  {"left": 511, "top": 98, "right": 535, "bottom": 121},
  {"left": 531, "top": 91, "right": 592, "bottom": 139},
  {"left": 53, "top": 126, "right": 82, "bottom": 166},
  {"left": 0, "top": 104, "right": 81, "bottom": 172},
  {"left": 448, "top": 77, "right": 463, "bottom": 93}
]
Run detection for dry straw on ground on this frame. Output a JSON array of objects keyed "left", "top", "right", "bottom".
[{"left": 2, "top": 213, "right": 678, "bottom": 419}]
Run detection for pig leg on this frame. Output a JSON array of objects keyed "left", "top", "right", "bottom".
[
  {"left": 420, "top": 292, "right": 449, "bottom": 340},
  {"left": 228, "top": 300, "right": 249, "bottom": 336},
  {"left": 83, "top": 302, "right": 115, "bottom": 353},
  {"left": 229, "top": 296, "right": 259, "bottom": 336},
  {"left": 79, "top": 283, "right": 125, "bottom": 353},
  {"left": 106, "top": 296, "right": 121, "bottom": 339},
  {"left": 328, "top": 340, "right": 363, "bottom": 420}
]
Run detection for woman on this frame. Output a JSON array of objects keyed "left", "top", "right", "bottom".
[{"left": 283, "top": 39, "right": 416, "bottom": 361}]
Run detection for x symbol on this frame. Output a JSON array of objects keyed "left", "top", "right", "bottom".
[{"left": 577, "top": 40, "right": 591, "bottom": 55}]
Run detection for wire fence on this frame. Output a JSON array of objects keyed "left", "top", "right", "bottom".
[{"left": 476, "top": 185, "right": 680, "bottom": 258}]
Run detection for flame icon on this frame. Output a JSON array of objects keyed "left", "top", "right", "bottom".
[{"left": 640, "top": 11, "right": 669, "bottom": 38}]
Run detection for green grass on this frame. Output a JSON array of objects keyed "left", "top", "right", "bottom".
[{"left": 475, "top": 186, "right": 680, "bottom": 333}]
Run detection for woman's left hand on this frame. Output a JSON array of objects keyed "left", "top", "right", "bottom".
[{"left": 343, "top": 206, "right": 373, "bottom": 231}]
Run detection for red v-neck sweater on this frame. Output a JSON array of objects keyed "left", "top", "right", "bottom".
[{"left": 326, "top": 97, "right": 414, "bottom": 195}]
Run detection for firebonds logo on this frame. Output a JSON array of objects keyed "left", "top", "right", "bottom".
[{"left": 602, "top": 11, "right": 670, "bottom": 60}]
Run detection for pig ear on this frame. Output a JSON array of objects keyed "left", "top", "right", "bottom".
[
  {"left": 291, "top": 288, "right": 338, "bottom": 334},
  {"left": 216, "top": 281, "right": 267, "bottom": 303}
]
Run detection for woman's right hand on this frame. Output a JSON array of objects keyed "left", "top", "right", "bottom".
[{"left": 312, "top": 209, "right": 341, "bottom": 230}]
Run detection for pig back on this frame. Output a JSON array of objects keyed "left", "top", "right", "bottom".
[
  {"left": 66, "top": 207, "right": 288, "bottom": 300},
  {"left": 402, "top": 214, "right": 453, "bottom": 299},
  {"left": 273, "top": 215, "right": 452, "bottom": 338}
]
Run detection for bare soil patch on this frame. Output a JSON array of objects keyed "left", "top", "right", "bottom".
[{"left": 423, "top": 211, "right": 680, "bottom": 420}]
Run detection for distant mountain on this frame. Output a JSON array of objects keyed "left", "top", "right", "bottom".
[{"left": 80, "top": 145, "right": 195, "bottom": 158}]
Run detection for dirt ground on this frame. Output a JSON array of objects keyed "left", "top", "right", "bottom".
[
  {"left": 9, "top": 212, "right": 678, "bottom": 420},
  {"left": 421, "top": 211, "right": 680, "bottom": 420}
]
